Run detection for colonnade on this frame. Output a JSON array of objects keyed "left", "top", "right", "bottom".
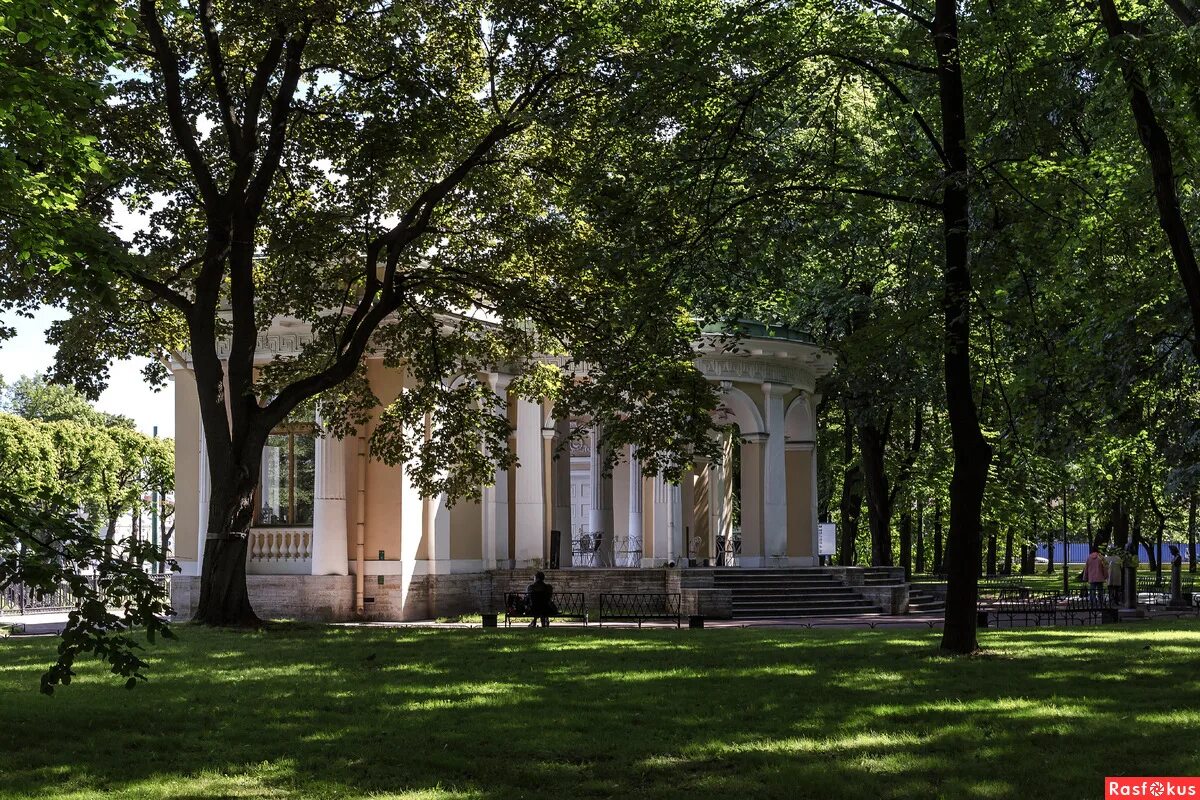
[{"left": 294, "top": 378, "right": 819, "bottom": 576}]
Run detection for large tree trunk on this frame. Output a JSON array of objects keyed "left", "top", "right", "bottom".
[
  {"left": 1003, "top": 524, "right": 1014, "bottom": 575},
  {"left": 933, "top": 496, "right": 944, "bottom": 574},
  {"left": 838, "top": 409, "right": 863, "bottom": 566},
  {"left": 899, "top": 507, "right": 913, "bottom": 580},
  {"left": 859, "top": 421, "right": 893, "bottom": 566},
  {"left": 915, "top": 497, "right": 925, "bottom": 574},
  {"left": 1098, "top": 0, "right": 1200, "bottom": 363},
  {"left": 1150, "top": 493, "right": 1167, "bottom": 582},
  {"left": 1113, "top": 497, "right": 1130, "bottom": 548},
  {"left": 935, "top": 0, "right": 992, "bottom": 654},
  {"left": 194, "top": 460, "right": 263, "bottom": 626},
  {"left": 1045, "top": 511, "right": 1054, "bottom": 574}
]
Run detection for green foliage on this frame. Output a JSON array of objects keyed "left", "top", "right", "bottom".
[
  {"left": 0, "top": 490, "right": 174, "bottom": 695},
  {"left": 2, "top": 373, "right": 135, "bottom": 429},
  {"left": 0, "top": 380, "right": 175, "bottom": 691}
]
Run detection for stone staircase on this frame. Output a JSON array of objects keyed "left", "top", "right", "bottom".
[
  {"left": 907, "top": 587, "right": 945, "bottom": 613},
  {"left": 711, "top": 569, "right": 881, "bottom": 618},
  {"left": 861, "top": 568, "right": 944, "bottom": 613}
]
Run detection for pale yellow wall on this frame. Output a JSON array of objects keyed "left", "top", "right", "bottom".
[
  {"left": 613, "top": 458, "right": 631, "bottom": 539},
  {"left": 344, "top": 435, "right": 362, "bottom": 563},
  {"left": 450, "top": 500, "right": 482, "bottom": 560},
  {"left": 739, "top": 442, "right": 764, "bottom": 558},
  {"left": 738, "top": 381, "right": 766, "bottom": 416},
  {"left": 362, "top": 360, "right": 405, "bottom": 561},
  {"left": 173, "top": 369, "right": 200, "bottom": 561},
  {"left": 787, "top": 449, "right": 814, "bottom": 557}
]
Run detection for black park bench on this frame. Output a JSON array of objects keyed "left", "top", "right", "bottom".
[
  {"left": 596, "top": 592, "right": 681, "bottom": 628},
  {"left": 503, "top": 591, "right": 588, "bottom": 627}
]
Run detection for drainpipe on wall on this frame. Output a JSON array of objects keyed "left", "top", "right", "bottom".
[{"left": 355, "top": 433, "right": 367, "bottom": 616}]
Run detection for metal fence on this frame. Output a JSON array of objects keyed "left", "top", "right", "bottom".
[
  {"left": 1, "top": 573, "right": 172, "bottom": 616},
  {"left": 1036, "top": 542, "right": 1196, "bottom": 565}
]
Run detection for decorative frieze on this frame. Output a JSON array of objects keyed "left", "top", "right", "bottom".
[
  {"left": 216, "top": 331, "right": 315, "bottom": 358},
  {"left": 695, "top": 357, "right": 814, "bottom": 390}
]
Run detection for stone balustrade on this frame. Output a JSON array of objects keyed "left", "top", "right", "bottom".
[{"left": 247, "top": 528, "right": 314, "bottom": 575}]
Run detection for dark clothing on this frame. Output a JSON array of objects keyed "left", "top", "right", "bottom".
[{"left": 526, "top": 580, "right": 554, "bottom": 627}]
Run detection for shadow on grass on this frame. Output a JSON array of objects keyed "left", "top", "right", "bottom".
[{"left": 1, "top": 621, "right": 1199, "bottom": 799}]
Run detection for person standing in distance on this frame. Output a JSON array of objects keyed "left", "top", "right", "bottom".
[{"left": 525, "top": 571, "right": 555, "bottom": 628}]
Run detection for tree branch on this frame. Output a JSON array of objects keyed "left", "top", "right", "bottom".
[
  {"left": 863, "top": 0, "right": 934, "bottom": 31},
  {"left": 245, "top": 22, "right": 311, "bottom": 218},
  {"left": 198, "top": 0, "right": 243, "bottom": 158},
  {"left": 825, "top": 52, "right": 949, "bottom": 167},
  {"left": 138, "top": 0, "right": 220, "bottom": 208}
]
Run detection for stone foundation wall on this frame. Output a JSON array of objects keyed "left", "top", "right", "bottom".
[
  {"left": 171, "top": 575, "right": 356, "bottom": 621},
  {"left": 170, "top": 568, "right": 728, "bottom": 621}
]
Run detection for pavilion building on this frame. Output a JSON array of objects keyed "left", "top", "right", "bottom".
[{"left": 169, "top": 321, "right": 843, "bottom": 620}]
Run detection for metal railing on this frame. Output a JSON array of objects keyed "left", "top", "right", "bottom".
[{"left": 1, "top": 573, "right": 172, "bottom": 617}]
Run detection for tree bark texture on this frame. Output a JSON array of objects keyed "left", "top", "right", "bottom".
[
  {"left": 935, "top": 0, "right": 993, "bottom": 654},
  {"left": 1003, "top": 525, "right": 1014, "bottom": 575},
  {"left": 838, "top": 409, "right": 863, "bottom": 566},
  {"left": 933, "top": 496, "right": 944, "bottom": 574},
  {"left": 1098, "top": 0, "right": 1200, "bottom": 363},
  {"left": 915, "top": 497, "right": 925, "bottom": 574},
  {"left": 859, "top": 421, "right": 893, "bottom": 567}
]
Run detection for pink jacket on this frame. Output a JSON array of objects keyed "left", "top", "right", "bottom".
[{"left": 1084, "top": 552, "right": 1109, "bottom": 582}]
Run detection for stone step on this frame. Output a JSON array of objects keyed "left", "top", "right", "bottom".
[
  {"left": 712, "top": 571, "right": 839, "bottom": 580},
  {"left": 708, "top": 568, "right": 835, "bottom": 574},
  {"left": 731, "top": 606, "right": 881, "bottom": 618},
  {"left": 732, "top": 599, "right": 878, "bottom": 610},
  {"left": 728, "top": 590, "right": 862, "bottom": 601},
  {"left": 712, "top": 580, "right": 843, "bottom": 590}
]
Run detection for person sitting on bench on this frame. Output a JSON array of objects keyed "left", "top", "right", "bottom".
[{"left": 525, "top": 571, "right": 555, "bottom": 628}]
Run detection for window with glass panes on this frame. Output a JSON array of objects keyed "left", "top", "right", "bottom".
[{"left": 255, "top": 428, "right": 315, "bottom": 526}]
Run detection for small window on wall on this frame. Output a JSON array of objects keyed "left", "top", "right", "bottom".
[{"left": 255, "top": 428, "right": 315, "bottom": 526}]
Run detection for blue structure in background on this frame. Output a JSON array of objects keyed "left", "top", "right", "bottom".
[{"left": 1035, "top": 542, "right": 1194, "bottom": 565}]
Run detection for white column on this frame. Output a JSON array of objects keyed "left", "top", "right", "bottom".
[
  {"left": 422, "top": 411, "right": 451, "bottom": 574},
  {"left": 311, "top": 427, "right": 349, "bottom": 576},
  {"left": 627, "top": 446, "right": 643, "bottom": 567},
  {"left": 512, "top": 396, "right": 545, "bottom": 565},
  {"left": 762, "top": 381, "right": 789, "bottom": 565},
  {"left": 709, "top": 449, "right": 726, "bottom": 564},
  {"left": 552, "top": 417, "right": 573, "bottom": 567},
  {"left": 650, "top": 473, "right": 682, "bottom": 567},
  {"left": 482, "top": 373, "right": 512, "bottom": 569},
  {"left": 588, "top": 425, "right": 615, "bottom": 565},
  {"left": 196, "top": 428, "right": 210, "bottom": 575}
]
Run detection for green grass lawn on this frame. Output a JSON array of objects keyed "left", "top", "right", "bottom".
[{"left": 2, "top": 623, "right": 1199, "bottom": 800}]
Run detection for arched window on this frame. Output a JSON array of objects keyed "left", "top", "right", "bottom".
[{"left": 255, "top": 427, "right": 315, "bottom": 526}]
